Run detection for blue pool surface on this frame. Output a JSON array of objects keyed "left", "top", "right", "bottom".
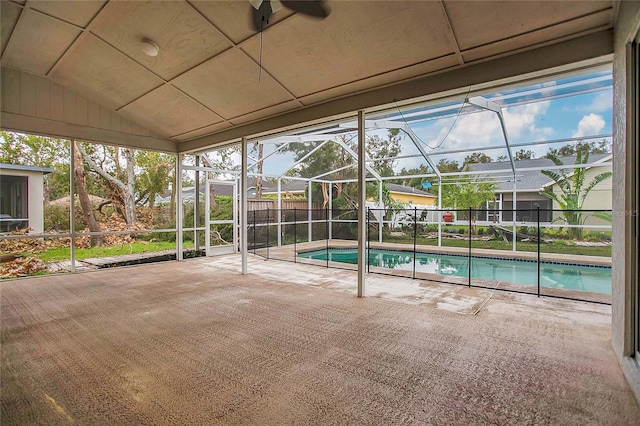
[{"left": 298, "top": 248, "right": 611, "bottom": 294}]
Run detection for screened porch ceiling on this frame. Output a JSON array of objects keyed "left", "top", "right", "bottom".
[
  {"left": 237, "top": 68, "right": 613, "bottom": 183},
  {"left": 0, "top": 0, "right": 616, "bottom": 153}
]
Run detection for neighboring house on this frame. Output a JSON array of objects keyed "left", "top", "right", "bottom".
[
  {"left": 467, "top": 154, "right": 612, "bottom": 224},
  {"left": 0, "top": 163, "right": 53, "bottom": 233},
  {"left": 385, "top": 183, "right": 436, "bottom": 207}
]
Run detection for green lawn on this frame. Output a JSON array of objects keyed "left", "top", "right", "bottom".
[{"left": 35, "top": 241, "right": 177, "bottom": 262}]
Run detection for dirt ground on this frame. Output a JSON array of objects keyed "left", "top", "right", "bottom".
[{"left": 1, "top": 255, "right": 638, "bottom": 425}]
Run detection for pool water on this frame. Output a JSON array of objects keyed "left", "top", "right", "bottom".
[{"left": 298, "top": 248, "right": 611, "bottom": 294}]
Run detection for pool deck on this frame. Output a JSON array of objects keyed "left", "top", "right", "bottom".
[{"left": 1, "top": 255, "right": 637, "bottom": 424}]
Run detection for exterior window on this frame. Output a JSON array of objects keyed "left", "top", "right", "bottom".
[{"left": 0, "top": 175, "right": 28, "bottom": 232}]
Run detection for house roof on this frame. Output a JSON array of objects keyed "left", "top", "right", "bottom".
[
  {"left": 0, "top": 163, "right": 54, "bottom": 174},
  {"left": 0, "top": 1, "right": 615, "bottom": 153},
  {"left": 386, "top": 183, "right": 435, "bottom": 198},
  {"left": 467, "top": 154, "right": 611, "bottom": 192}
]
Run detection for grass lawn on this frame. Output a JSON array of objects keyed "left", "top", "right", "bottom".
[{"left": 35, "top": 241, "right": 177, "bottom": 262}]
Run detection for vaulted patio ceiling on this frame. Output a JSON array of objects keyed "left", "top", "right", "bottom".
[{"left": 0, "top": 1, "right": 616, "bottom": 153}]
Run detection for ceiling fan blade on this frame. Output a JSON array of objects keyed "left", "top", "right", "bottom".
[
  {"left": 281, "top": 0, "right": 330, "bottom": 19},
  {"left": 270, "top": 0, "right": 284, "bottom": 13},
  {"left": 251, "top": 0, "right": 273, "bottom": 32}
]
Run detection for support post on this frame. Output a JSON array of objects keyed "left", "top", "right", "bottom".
[
  {"left": 266, "top": 207, "right": 270, "bottom": 259},
  {"left": 378, "top": 180, "right": 383, "bottom": 243},
  {"left": 513, "top": 179, "right": 517, "bottom": 252},
  {"left": 537, "top": 206, "right": 541, "bottom": 297},
  {"left": 195, "top": 155, "right": 200, "bottom": 253},
  {"left": 328, "top": 183, "right": 333, "bottom": 240},
  {"left": 176, "top": 154, "right": 184, "bottom": 261},
  {"left": 293, "top": 208, "right": 297, "bottom": 263},
  {"left": 69, "top": 141, "right": 76, "bottom": 272},
  {"left": 277, "top": 178, "right": 282, "bottom": 247},
  {"left": 326, "top": 208, "right": 329, "bottom": 268},
  {"left": 240, "top": 139, "right": 248, "bottom": 274},
  {"left": 469, "top": 207, "right": 472, "bottom": 287},
  {"left": 205, "top": 175, "right": 210, "bottom": 256},
  {"left": 357, "top": 110, "right": 366, "bottom": 297},
  {"left": 308, "top": 181, "right": 312, "bottom": 242},
  {"left": 438, "top": 176, "right": 442, "bottom": 247},
  {"left": 413, "top": 207, "right": 417, "bottom": 280},
  {"left": 367, "top": 207, "right": 370, "bottom": 274}
]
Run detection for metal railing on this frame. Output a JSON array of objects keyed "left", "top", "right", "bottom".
[{"left": 248, "top": 207, "right": 612, "bottom": 304}]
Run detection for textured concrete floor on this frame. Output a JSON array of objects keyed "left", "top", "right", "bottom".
[{"left": 1, "top": 255, "right": 638, "bottom": 425}]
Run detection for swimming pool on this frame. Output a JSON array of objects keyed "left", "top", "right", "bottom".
[{"left": 298, "top": 248, "right": 612, "bottom": 294}]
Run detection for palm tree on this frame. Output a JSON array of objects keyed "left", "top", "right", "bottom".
[{"left": 540, "top": 150, "right": 612, "bottom": 239}]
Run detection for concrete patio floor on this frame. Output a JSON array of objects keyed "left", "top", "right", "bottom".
[{"left": 1, "top": 255, "right": 638, "bottom": 424}]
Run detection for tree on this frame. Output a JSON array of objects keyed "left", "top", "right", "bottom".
[
  {"left": 253, "top": 142, "right": 265, "bottom": 198},
  {"left": 135, "top": 151, "right": 174, "bottom": 208},
  {"left": 435, "top": 175, "right": 497, "bottom": 212},
  {"left": 546, "top": 139, "right": 610, "bottom": 158},
  {"left": 514, "top": 149, "right": 535, "bottom": 160},
  {"left": 73, "top": 141, "right": 103, "bottom": 246},
  {"left": 539, "top": 150, "right": 612, "bottom": 239},
  {"left": 77, "top": 144, "right": 137, "bottom": 227},
  {"left": 366, "top": 129, "right": 402, "bottom": 177},
  {"left": 436, "top": 158, "right": 460, "bottom": 173},
  {"left": 463, "top": 152, "right": 492, "bottom": 166}
]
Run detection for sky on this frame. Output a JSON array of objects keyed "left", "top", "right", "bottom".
[{"left": 206, "top": 70, "right": 613, "bottom": 179}]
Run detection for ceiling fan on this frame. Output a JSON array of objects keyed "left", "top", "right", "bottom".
[{"left": 249, "top": 0, "right": 331, "bottom": 32}]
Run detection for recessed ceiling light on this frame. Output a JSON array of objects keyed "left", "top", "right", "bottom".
[{"left": 141, "top": 38, "right": 159, "bottom": 57}]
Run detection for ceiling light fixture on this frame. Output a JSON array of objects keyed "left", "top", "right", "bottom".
[{"left": 141, "top": 38, "right": 159, "bottom": 57}]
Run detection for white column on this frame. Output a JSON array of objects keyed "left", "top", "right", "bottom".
[
  {"left": 328, "top": 182, "right": 333, "bottom": 240},
  {"left": 512, "top": 179, "right": 517, "bottom": 252},
  {"left": 357, "top": 110, "right": 366, "bottom": 298},
  {"left": 176, "top": 154, "right": 183, "bottom": 261},
  {"left": 308, "top": 181, "right": 312, "bottom": 242},
  {"left": 438, "top": 176, "right": 442, "bottom": 247},
  {"left": 204, "top": 174, "right": 210, "bottom": 257},
  {"left": 241, "top": 139, "right": 248, "bottom": 274},
  {"left": 378, "top": 179, "right": 383, "bottom": 243},
  {"left": 69, "top": 140, "right": 76, "bottom": 272},
  {"left": 277, "top": 178, "right": 282, "bottom": 247}
]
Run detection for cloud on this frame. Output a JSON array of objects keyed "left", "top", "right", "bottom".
[
  {"left": 580, "top": 91, "right": 612, "bottom": 113},
  {"left": 572, "top": 113, "right": 605, "bottom": 137},
  {"left": 503, "top": 101, "right": 553, "bottom": 140},
  {"left": 413, "top": 99, "right": 554, "bottom": 157}
]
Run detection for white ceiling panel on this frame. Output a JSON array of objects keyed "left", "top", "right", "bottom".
[
  {"left": 50, "top": 34, "right": 164, "bottom": 110},
  {"left": 298, "top": 55, "right": 461, "bottom": 106},
  {"left": 30, "top": 0, "right": 107, "bottom": 28},
  {"left": 445, "top": 0, "right": 612, "bottom": 50},
  {"left": 228, "top": 99, "right": 300, "bottom": 126},
  {"left": 2, "top": 9, "right": 81, "bottom": 75},
  {"left": 172, "top": 122, "right": 233, "bottom": 142},
  {"left": 119, "top": 85, "right": 223, "bottom": 137},
  {"left": 172, "top": 48, "right": 295, "bottom": 120},
  {"left": 91, "top": 0, "right": 233, "bottom": 80},
  {"left": 1, "top": 1, "right": 22, "bottom": 54},
  {"left": 462, "top": 9, "right": 612, "bottom": 63},
  {"left": 241, "top": 1, "right": 456, "bottom": 97}
]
